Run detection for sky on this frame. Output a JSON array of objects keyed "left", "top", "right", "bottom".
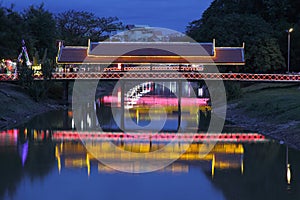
[{"left": 2, "top": 0, "right": 213, "bottom": 32}]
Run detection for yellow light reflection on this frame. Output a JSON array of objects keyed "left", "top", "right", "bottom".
[
  {"left": 55, "top": 146, "right": 61, "bottom": 173},
  {"left": 287, "top": 164, "right": 291, "bottom": 185},
  {"left": 56, "top": 142, "right": 244, "bottom": 175},
  {"left": 97, "top": 163, "right": 189, "bottom": 173},
  {"left": 136, "top": 109, "right": 139, "bottom": 124},
  {"left": 241, "top": 159, "right": 244, "bottom": 174},
  {"left": 211, "top": 154, "right": 215, "bottom": 178},
  {"left": 86, "top": 154, "right": 90, "bottom": 176},
  {"left": 33, "top": 130, "right": 37, "bottom": 140}
]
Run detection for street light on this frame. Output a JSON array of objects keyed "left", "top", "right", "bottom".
[{"left": 286, "top": 28, "right": 293, "bottom": 73}]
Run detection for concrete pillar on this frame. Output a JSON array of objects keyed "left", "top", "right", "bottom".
[
  {"left": 177, "top": 80, "right": 182, "bottom": 131},
  {"left": 63, "top": 81, "right": 69, "bottom": 106},
  {"left": 120, "top": 80, "right": 125, "bottom": 131},
  {"left": 63, "top": 109, "right": 69, "bottom": 129}
]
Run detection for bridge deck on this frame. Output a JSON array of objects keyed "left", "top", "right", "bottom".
[{"left": 1, "top": 72, "right": 300, "bottom": 82}]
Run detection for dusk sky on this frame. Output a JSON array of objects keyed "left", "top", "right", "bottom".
[{"left": 2, "top": 0, "right": 213, "bottom": 32}]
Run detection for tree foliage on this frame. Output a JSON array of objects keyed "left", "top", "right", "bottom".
[
  {"left": 0, "top": 3, "right": 123, "bottom": 101},
  {"left": 187, "top": 0, "right": 300, "bottom": 72},
  {"left": 56, "top": 10, "right": 123, "bottom": 45},
  {"left": 0, "top": 5, "right": 24, "bottom": 58},
  {"left": 0, "top": 4, "right": 123, "bottom": 59},
  {"left": 23, "top": 4, "right": 57, "bottom": 58}
]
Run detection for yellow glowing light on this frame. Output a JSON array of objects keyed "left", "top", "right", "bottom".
[{"left": 288, "top": 28, "right": 294, "bottom": 33}]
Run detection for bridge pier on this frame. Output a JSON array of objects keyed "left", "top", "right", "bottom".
[
  {"left": 120, "top": 80, "right": 125, "bottom": 131},
  {"left": 63, "top": 81, "right": 69, "bottom": 106},
  {"left": 63, "top": 109, "right": 70, "bottom": 129},
  {"left": 177, "top": 80, "right": 182, "bottom": 131}
]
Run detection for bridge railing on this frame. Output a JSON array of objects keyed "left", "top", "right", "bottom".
[
  {"left": 1, "top": 71, "right": 300, "bottom": 82},
  {"left": 51, "top": 72, "right": 300, "bottom": 82}
]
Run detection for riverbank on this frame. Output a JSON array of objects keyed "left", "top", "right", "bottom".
[
  {"left": 226, "top": 83, "right": 300, "bottom": 149},
  {"left": 0, "top": 82, "right": 64, "bottom": 130},
  {"left": 1, "top": 81, "right": 300, "bottom": 150}
]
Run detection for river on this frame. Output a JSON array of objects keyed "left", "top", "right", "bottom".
[{"left": 1, "top": 81, "right": 300, "bottom": 200}]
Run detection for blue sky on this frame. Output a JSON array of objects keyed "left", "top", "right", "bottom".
[{"left": 2, "top": 0, "right": 213, "bottom": 32}]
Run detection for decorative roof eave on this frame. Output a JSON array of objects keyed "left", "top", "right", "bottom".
[
  {"left": 56, "top": 62, "right": 245, "bottom": 65},
  {"left": 56, "top": 40, "right": 245, "bottom": 65},
  {"left": 57, "top": 56, "right": 245, "bottom": 65},
  {"left": 57, "top": 57, "right": 245, "bottom": 65}
]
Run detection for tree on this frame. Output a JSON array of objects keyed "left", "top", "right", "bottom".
[
  {"left": 187, "top": 13, "right": 286, "bottom": 73},
  {"left": 22, "top": 4, "right": 57, "bottom": 59},
  {"left": 56, "top": 10, "right": 123, "bottom": 45},
  {"left": 187, "top": 0, "right": 300, "bottom": 72},
  {"left": 0, "top": 4, "right": 24, "bottom": 59}
]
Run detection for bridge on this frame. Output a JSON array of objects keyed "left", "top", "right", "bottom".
[{"left": 1, "top": 40, "right": 299, "bottom": 82}]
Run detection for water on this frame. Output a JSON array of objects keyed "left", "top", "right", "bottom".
[{"left": 1, "top": 82, "right": 300, "bottom": 200}]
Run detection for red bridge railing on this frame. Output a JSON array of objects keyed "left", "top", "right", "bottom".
[{"left": 1, "top": 72, "right": 300, "bottom": 82}]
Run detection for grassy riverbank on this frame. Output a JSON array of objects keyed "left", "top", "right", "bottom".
[
  {"left": 227, "top": 83, "right": 300, "bottom": 149},
  {"left": 1, "top": 81, "right": 300, "bottom": 149},
  {"left": 0, "top": 83, "right": 63, "bottom": 130}
]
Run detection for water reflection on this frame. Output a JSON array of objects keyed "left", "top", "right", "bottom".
[
  {"left": 1, "top": 80, "right": 300, "bottom": 199},
  {"left": 0, "top": 129, "right": 247, "bottom": 177},
  {"left": 95, "top": 81, "right": 211, "bottom": 132},
  {"left": 55, "top": 140, "right": 244, "bottom": 177},
  {"left": 1, "top": 129, "right": 300, "bottom": 200}
]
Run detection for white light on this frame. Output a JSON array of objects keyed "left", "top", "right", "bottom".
[
  {"left": 287, "top": 164, "right": 291, "bottom": 184},
  {"left": 72, "top": 119, "right": 75, "bottom": 129},
  {"left": 198, "top": 88, "right": 203, "bottom": 97},
  {"left": 87, "top": 113, "right": 91, "bottom": 127}
]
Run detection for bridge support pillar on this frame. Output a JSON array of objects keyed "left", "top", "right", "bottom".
[
  {"left": 63, "top": 109, "right": 69, "bottom": 129},
  {"left": 120, "top": 80, "right": 125, "bottom": 131},
  {"left": 177, "top": 80, "right": 182, "bottom": 131},
  {"left": 63, "top": 81, "right": 69, "bottom": 106}
]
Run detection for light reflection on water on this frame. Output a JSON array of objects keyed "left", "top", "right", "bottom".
[
  {"left": 1, "top": 81, "right": 300, "bottom": 200},
  {"left": 1, "top": 128, "right": 300, "bottom": 200}
]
